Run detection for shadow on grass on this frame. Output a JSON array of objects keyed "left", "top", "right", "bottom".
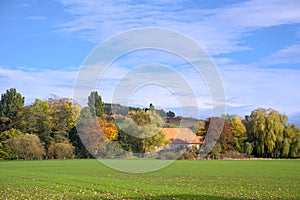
[{"left": 130, "top": 194, "right": 242, "bottom": 200}]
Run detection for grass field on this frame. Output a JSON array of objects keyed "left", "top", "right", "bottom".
[{"left": 0, "top": 159, "right": 299, "bottom": 199}]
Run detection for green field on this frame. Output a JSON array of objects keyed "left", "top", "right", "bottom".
[{"left": 0, "top": 159, "right": 299, "bottom": 199}]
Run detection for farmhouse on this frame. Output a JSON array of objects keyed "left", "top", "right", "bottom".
[{"left": 162, "top": 128, "right": 204, "bottom": 149}]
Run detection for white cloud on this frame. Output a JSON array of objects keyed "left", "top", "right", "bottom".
[
  {"left": 26, "top": 16, "right": 46, "bottom": 20},
  {"left": 0, "top": 66, "right": 77, "bottom": 104},
  {"left": 261, "top": 43, "right": 300, "bottom": 65},
  {"left": 106, "top": 64, "right": 300, "bottom": 117},
  {"left": 71, "top": 41, "right": 300, "bottom": 117},
  {"left": 57, "top": 0, "right": 300, "bottom": 55},
  {"left": 207, "top": 0, "right": 300, "bottom": 28},
  {"left": 96, "top": 58, "right": 300, "bottom": 116},
  {"left": 212, "top": 40, "right": 300, "bottom": 116},
  {"left": 3, "top": 0, "right": 300, "bottom": 116},
  {"left": 220, "top": 66, "right": 300, "bottom": 115},
  {"left": 1, "top": 63, "right": 299, "bottom": 118}
]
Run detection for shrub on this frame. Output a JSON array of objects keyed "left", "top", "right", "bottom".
[
  {"left": 4, "top": 134, "right": 45, "bottom": 160},
  {"left": 47, "top": 142, "right": 74, "bottom": 159}
]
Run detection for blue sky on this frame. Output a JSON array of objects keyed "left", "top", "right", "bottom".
[{"left": 0, "top": 0, "right": 300, "bottom": 123}]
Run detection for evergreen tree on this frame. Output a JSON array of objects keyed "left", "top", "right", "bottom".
[
  {"left": 0, "top": 88, "right": 24, "bottom": 119},
  {"left": 88, "top": 91, "right": 104, "bottom": 118}
]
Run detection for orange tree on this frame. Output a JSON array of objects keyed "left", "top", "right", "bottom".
[{"left": 97, "top": 119, "right": 118, "bottom": 141}]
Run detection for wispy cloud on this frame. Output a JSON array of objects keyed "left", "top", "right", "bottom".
[
  {"left": 26, "top": 16, "right": 46, "bottom": 20},
  {"left": 1, "top": 63, "right": 299, "bottom": 118},
  {"left": 220, "top": 65, "right": 300, "bottom": 115},
  {"left": 96, "top": 58, "right": 300, "bottom": 117},
  {"left": 58, "top": 0, "right": 300, "bottom": 55},
  {"left": 261, "top": 43, "right": 300, "bottom": 66},
  {"left": 0, "top": 66, "right": 77, "bottom": 104},
  {"left": 2, "top": 0, "right": 299, "bottom": 119}
]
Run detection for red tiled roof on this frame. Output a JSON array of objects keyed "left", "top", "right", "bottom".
[{"left": 162, "top": 128, "right": 203, "bottom": 144}]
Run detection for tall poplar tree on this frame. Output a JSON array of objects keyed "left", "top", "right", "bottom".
[{"left": 88, "top": 91, "right": 104, "bottom": 118}]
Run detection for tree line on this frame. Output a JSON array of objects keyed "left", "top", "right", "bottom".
[
  {"left": 193, "top": 111, "right": 299, "bottom": 159},
  {"left": 0, "top": 88, "right": 299, "bottom": 160}
]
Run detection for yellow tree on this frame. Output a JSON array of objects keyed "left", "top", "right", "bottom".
[
  {"left": 246, "top": 108, "right": 286, "bottom": 157},
  {"left": 97, "top": 119, "right": 118, "bottom": 141},
  {"left": 227, "top": 114, "right": 247, "bottom": 151},
  {"left": 120, "top": 106, "right": 167, "bottom": 154},
  {"left": 283, "top": 124, "right": 300, "bottom": 157}
]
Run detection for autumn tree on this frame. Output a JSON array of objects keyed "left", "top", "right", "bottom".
[
  {"left": 200, "top": 117, "right": 234, "bottom": 157},
  {"left": 219, "top": 119, "right": 235, "bottom": 152},
  {"left": 98, "top": 119, "right": 118, "bottom": 141},
  {"left": 283, "top": 124, "right": 300, "bottom": 157},
  {"left": 47, "top": 141, "right": 74, "bottom": 159},
  {"left": 4, "top": 134, "right": 45, "bottom": 160},
  {"left": 245, "top": 108, "right": 287, "bottom": 157},
  {"left": 200, "top": 117, "right": 223, "bottom": 157},
  {"left": 289, "top": 132, "right": 300, "bottom": 157},
  {"left": 48, "top": 97, "right": 80, "bottom": 143},
  {"left": 75, "top": 107, "right": 107, "bottom": 157},
  {"left": 223, "top": 114, "right": 247, "bottom": 152},
  {"left": 119, "top": 105, "right": 167, "bottom": 154},
  {"left": 196, "top": 120, "right": 207, "bottom": 136}
]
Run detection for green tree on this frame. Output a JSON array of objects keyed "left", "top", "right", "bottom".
[
  {"left": 244, "top": 142, "right": 253, "bottom": 155},
  {"left": 0, "top": 117, "right": 12, "bottom": 133},
  {"left": 282, "top": 138, "right": 290, "bottom": 157},
  {"left": 166, "top": 111, "right": 175, "bottom": 119},
  {"left": 25, "top": 99, "right": 52, "bottom": 147},
  {"left": 0, "top": 88, "right": 25, "bottom": 119},
  {"left": 48, "top": 97, "right": 79, "bottom": 143},
  {"left": 120, "top": 105, "right": 167, "bottom": 154},
  {"left": 0, "top": 128, "right": 22, "bottom": 159},
  {"left": 0, "top": 88, "right": 24, "bottom": 132},
  {"left": 68, "top": 126, "right": 91, "bottom": 158},
  {"left": 129, "top": 109, "right": 151, "bottom": 127},
  {"left": 0, "top": 128, "right": 22, "bottom": 142},
  {"left": 88, "top": 91, "right": 104, "bottom": 118},
  {"left": 211, "top": 143, "right": 222, "bottom": 158}
]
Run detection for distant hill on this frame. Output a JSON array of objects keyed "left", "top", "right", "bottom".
[{"left": 104, "top": 103, "right": 167, "bottom": 118}]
